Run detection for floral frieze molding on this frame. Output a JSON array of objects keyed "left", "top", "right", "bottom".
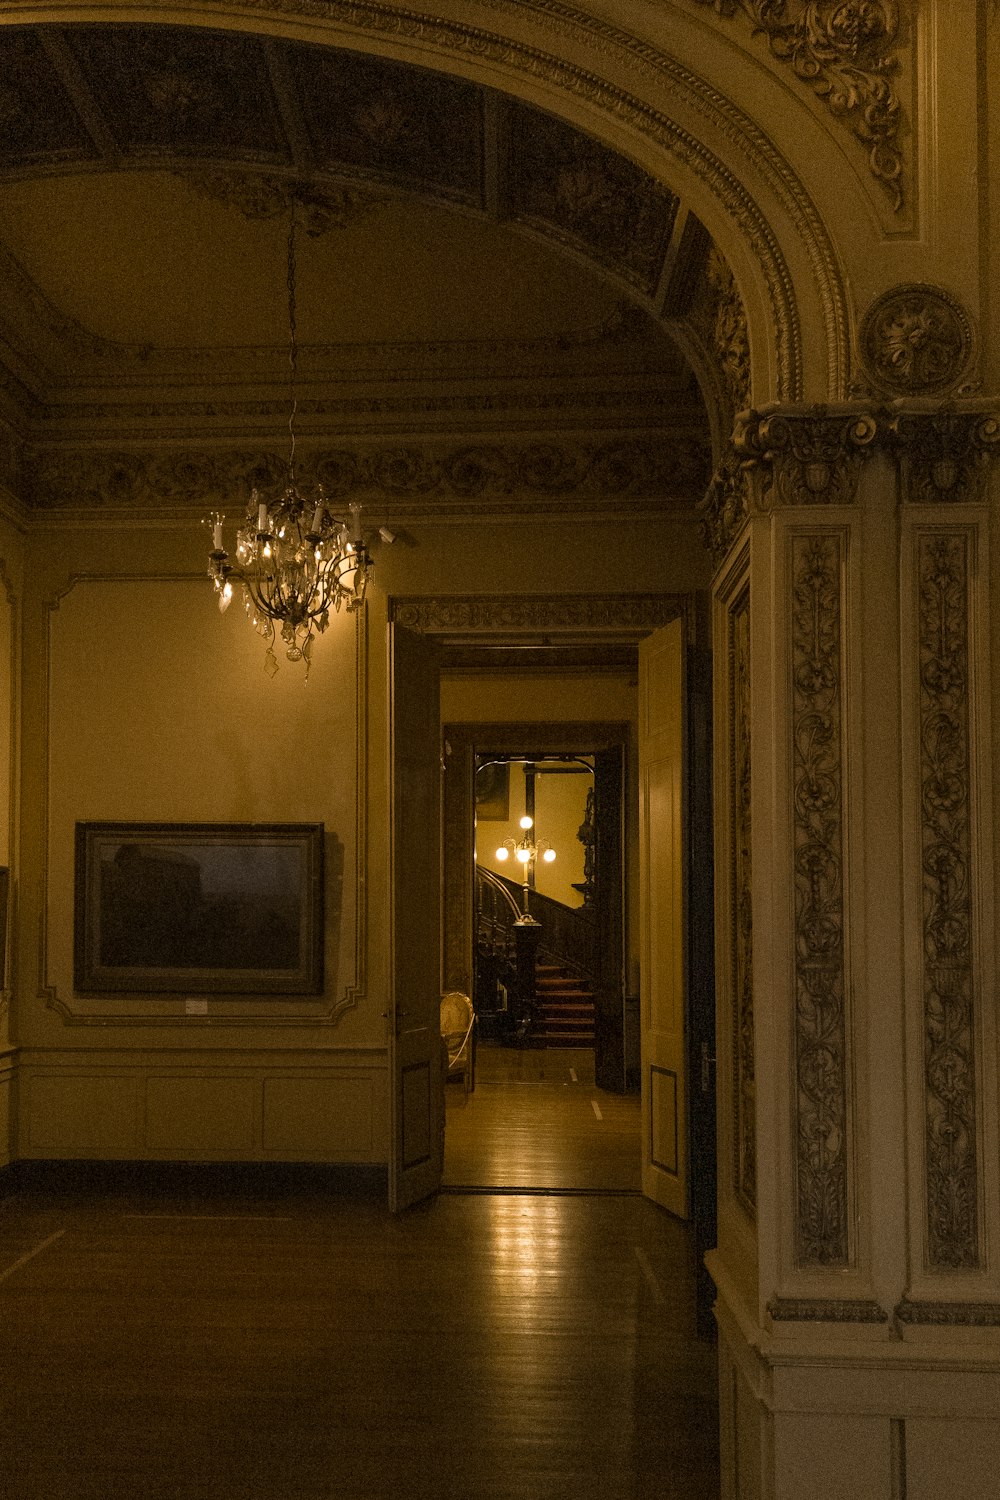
[{"left": 691, "top": 0, "right": 904, "bottom": 210}]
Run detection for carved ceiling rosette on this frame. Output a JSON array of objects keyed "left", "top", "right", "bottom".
[
  {"left": 886, "top": 406, "right": 1000, "bottom": 505},
  {"left": 791, "top": 532, "right": 849, "bottom": 1268},
  {"left": 859, "top": 285, "right": 975, "bottom": 398}
]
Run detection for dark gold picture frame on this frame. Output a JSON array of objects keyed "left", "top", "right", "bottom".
[{"left": 74, "top": 822, "right": 324, "bottom": 995}]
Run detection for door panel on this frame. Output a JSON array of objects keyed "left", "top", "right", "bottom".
[
  {"left": 389, "top": 622, "right": 442, "bottom": 1211},
  {"left": 592, "top": 746, "right": 625, "bottom": 1093},
  {"left": 639, "top": 618, "right": 688, "bottom": 1217}
]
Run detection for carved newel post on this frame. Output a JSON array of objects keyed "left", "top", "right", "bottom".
[{"left": 701, "top": 370, "right": 1000, "bottom": 1499}]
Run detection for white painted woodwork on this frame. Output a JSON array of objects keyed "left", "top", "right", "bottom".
[
  {"left": 638, "top": 617, "right": 687, "bottom": 1218},
  {"left": 388, "top": 622, "right": 443, "bottom": 1211}
]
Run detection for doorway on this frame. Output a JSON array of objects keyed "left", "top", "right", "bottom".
[{"left": 444, "top": 734, "right": 641, "bottom": 1193}]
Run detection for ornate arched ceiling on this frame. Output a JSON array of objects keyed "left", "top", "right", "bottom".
[{"left": 0, "top": 21, "right": 752, "bottom": 520}]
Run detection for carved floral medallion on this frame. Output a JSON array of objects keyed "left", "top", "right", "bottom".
[{"left": 860, "top": 285, "right": 975, "bottom": 396}]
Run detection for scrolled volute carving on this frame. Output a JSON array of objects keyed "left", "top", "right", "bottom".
[
  {"left": 735, "top": 405, "right": 878, "bottom": 507},
  {"left": 887, "top": 405, "right": 1000, "bottom": 505}
]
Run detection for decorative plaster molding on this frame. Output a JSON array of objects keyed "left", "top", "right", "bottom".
[
  {"left": 697, "top": 461, "right": 751, "bottom": 569},
  {"left": 768, "top": 1297, "right": 888, "bottom": 1323},
  {"left": 392, "top": 592, "right": 689, "bottom": 638},
  {"left": 690, "top": 0, "right": 904, "bottom": 210},
  {"left": 741, "top": 406, "right": 878, "bottom": 506},
  {"left": 687, "top": 244, "right": 752, "bottom": 422},
  {"left": 730, "top": 584, "right": 755, "bottom": 1216},
  {"left": 791, "top": 532, "right": 849, "bottom": 1268},
  {"left": 895, "top": 1298, "right": 1000, "bottom": 1327},
  {"left": 199, "top": 1, "right": 817, "bottom": 398},
  {"left": 27, "top": 439, "right": 710, "bottom": 512},
  {"left": 888, "top": 406, "right": 1000, "bottom": 505},
  {"left": 860, "top": 285, "right": 975, "bottom": 397},
  {"left": 180, "top": 167, "right": 384, "bottom": 233},
  {"left": 917, "top": 531, "right": 979, "bottom": 1270}
]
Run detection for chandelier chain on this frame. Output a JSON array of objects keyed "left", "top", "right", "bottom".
[{"left": 286, "top": 206, "right": 298, "bottom": 481}]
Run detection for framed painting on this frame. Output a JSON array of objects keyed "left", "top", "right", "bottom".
[{"left": 74, "top": 822, "right": 324, "bottom": 995}]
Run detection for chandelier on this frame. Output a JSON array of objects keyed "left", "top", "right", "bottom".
[
  {"left": 206, "top": 205, "right": 373, "bottom": 676},
  {"left": 495, "top": 816, "right": 556, "bottom": 921}
]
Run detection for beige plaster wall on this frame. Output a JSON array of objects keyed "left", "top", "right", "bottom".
[{"left": 12, "top": 510, "right": 701, "bottom": 1163}]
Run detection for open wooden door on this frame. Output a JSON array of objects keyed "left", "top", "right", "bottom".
[
  {"left": 639, "top": 618, "right": 688, "bottom": 1217},
  {"left": 592, "top": 746, "right": 625, "bottom": 1093},
  {"left": 389, "top": 621, "right": 442, "bottom": 1212}
]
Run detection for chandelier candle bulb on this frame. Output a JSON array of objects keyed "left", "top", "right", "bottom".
[
  {"left": 257, "top": 501, "right": 268, "bottom": 532},
  {"left": 311, "top": 502, "right": 324, "bottom": 535},
  {"left": 213, "top": 518, "right": 223, "bottom": 550}
]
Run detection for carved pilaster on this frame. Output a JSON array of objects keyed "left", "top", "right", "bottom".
[
  {"left": 791, "top": 533, "right": 848, "bottom": 1268},
  {"left": 730, "top": 585, "right": 755, "bottom": 1216},
  {"left": 917, "top": 532, "right": 979, "bottom": 1270}
]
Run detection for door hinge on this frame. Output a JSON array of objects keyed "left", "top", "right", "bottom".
[{"left": 700, "top": 1040, "right": 716, "bottom": 1094}]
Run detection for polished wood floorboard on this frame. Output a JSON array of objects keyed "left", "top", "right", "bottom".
[
  {"left": 445, "top": 1046, "right": 643, "bottom": 1192},
  {"left": 0, "top": 1159, "right": 719, "bottom": 1499}
]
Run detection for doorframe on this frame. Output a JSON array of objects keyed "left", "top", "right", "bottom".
[{"left": 387, "top": 591, "right": 716, "bottom": 1268}]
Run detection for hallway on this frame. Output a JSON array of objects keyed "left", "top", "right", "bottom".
[{"left": 0, "top": 1157, "right": 719, "bottom": 1499}]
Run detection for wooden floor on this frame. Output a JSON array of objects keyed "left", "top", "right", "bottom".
[
  {"left": 0, "top": 1073, "right": 720, "bottom": 1500},
  {"left": 444, "top": 1046, "right": 643, "bottom": 1192}
]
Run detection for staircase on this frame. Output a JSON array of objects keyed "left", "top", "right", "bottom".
[{"left": 534, "top": 963, "right": 596, "bottom": 1047}]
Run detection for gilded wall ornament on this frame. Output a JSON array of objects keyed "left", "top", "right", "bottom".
[
  {"left": 860, "top": 286, "right": 975, "bottom": 396},
  {"left": 731, "top": 587, "right": 756, "bottom": 1216},
  {"left": 791, "top": 533, "right": 849, "bottom": 1267},
  {"left": 917, "top": 532, "right": 979, "bottom": 1270},
  {"left": 691, "top": 0, "right": 904, "bottom": 210}
]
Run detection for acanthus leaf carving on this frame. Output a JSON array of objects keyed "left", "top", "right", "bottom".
[
  {"left": 917, "top": 531, "right": 979, "bottom": 1271},
  {"left": 888, "top": 407, "right": 1000, "bottom": 505},
  {"left": 791, "top": 532, "right": 849, "bottom": 1268},
  {"left": 746, "top": 406, "right": 878, "bottom": 506},
  {"left": 691, "top": 0, "right": 904, "bottom": 210}
]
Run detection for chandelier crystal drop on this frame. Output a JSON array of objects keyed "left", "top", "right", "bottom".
[{"left": 205, "top": 205, "right": 374, "bottom": 676}]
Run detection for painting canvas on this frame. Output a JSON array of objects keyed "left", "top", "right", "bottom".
[
  {"left": 475, "top": 761, "right": 510, "bottom": 821},
  {"left": 74, "top": 822, "right": 324, "bottom": 994}
]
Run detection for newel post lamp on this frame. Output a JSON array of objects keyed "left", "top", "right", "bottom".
[{"left": 495, "top": 815, "right": 556, "bottom": 923}]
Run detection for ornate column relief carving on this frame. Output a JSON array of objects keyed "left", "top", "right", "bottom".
[
  {"left": 741, "top": 407, "right": 878, "bottom": 506},
  {"left": 730, "top": 585, "right": 756, "bottom": 1216},
  {"left": 915, "top": 532, "right": 979, "bottom": 1270},
  {"left": 888, "top": 407, "right": 1000, "bottom": 505},
  {"left": 790, "top": 532, "right": 849, "bottom": 1267}
]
